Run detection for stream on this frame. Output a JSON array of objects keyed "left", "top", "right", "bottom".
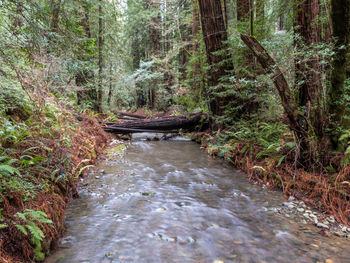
[{"left": 46, "top": 134, "right": 350, "bottom": 263}]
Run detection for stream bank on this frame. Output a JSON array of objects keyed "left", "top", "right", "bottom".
[
  {"left": 0, "top": 104, "right": 109, "bottom": 263},
  {"left": 191, "top": 131, "right": 350, "bottom": 233}
]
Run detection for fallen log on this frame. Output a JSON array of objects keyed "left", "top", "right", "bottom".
[
  {"left": 103, "top": 112, "right": 206, "bottom": 134},
  {"left": 118, "top": 111, "right": 147, "bottom": 119},
  {"left": 103, "top": 127, "right": 179, "bottom": 134}
]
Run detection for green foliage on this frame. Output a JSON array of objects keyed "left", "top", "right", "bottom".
[{"left": 15, "top": 209, "right": 53, "bottom": 261}]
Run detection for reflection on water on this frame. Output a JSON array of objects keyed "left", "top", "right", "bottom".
[{"left": 46, "top": 136, "right": 350, "bottom": 263}]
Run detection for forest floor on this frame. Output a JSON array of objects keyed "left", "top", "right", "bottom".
[
  {"left": 190, "top": 130, "right": 350, "bottom": 237},
  {"left": 0, "top": 99, "right": 111, "bottom": 263}
]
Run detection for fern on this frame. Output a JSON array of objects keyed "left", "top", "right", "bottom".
[
  {"left": 15, "top": 224, "right": 28, "bottom": 235},
  {"left": 0, "top": 164, "right": 20, "bottom": 176},
  {"left": 14, "top": 209, "right": 53, "bottom": 260}
]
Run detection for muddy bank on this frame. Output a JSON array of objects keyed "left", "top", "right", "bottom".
[{"left": 0, "top": 109, "right": 109, "bottom": 262}]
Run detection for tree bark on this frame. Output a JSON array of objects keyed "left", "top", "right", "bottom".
[
  {"left": 198, "top": 0, "right": 234, "bottom": 116},
  {"left": 256, "top": 0, "right": 264, "bottom": 36},
  {"left": 237, "top": 0, "right": 250, "bottom": 21},
  {"left": 294, "top": 0, "right": 327, "bottom": 141},
  {"left": 328, "top": 0, "right": 350, "bottom": 147},
  {"left": 103, "top": 113, "right": 205, "bottom": 133},
  {"left": 107, "top": 64, "right": 113, "bottom": 106}
]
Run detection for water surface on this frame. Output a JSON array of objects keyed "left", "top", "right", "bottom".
[{"left": 46, "top": 135, "right": 350, "bottom": 263}]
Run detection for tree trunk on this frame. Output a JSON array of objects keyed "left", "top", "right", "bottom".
[
  {"left": 192, "top": 0, "right": 199, "bottom": 91},
  {"left": 198, "top": 0, "right": 234, "bottom": 116},
  {"left": 241, "top": 34, "right": 323, "bottom": 167},
  {"left": 76, "top": 1, "right": 97, "bottom": 109},
  {"left": 147, "top": 0, "right": 160, "bottom": 109},
  {"left": 98, "top": 0, "right": 104, "bottom": 112},
  {"left": 294, "top": 0, "right": 327, "bottom": 142},
  {"left": 237, "top": 0, "right": 250, "bottom": 21},
  {"left": 256, "top": 0, "right": 264, "bottom": 36},
  {"left": 328, "top": 0, "right": 350, "bottom": 148},
  {"left": 107, "top": 64, "right": 113, "bottom": 106},
  {"left": 51, "top": 0, "right": 61, "bottom": 32}
]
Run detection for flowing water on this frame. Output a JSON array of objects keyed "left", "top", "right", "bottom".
[{"left": 46, "top": 134, "right": 350, "bottom": 263}]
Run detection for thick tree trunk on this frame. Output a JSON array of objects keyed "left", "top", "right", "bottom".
[
  {"left": 294, "top": 0, "right": 327, "bottom": 143},
  {"left": 328, "top": 0, "right": 350, "bottom": 148},
  {"left": 103, "top": 113, "right": 205, "bottom": 133},
  {"left": 198, "top": 0, "right": 234, "bottom": 116}
]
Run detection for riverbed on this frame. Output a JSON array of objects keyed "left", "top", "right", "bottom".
[{"left": 46, "top": 134, "right": 350, "bottom": 263}]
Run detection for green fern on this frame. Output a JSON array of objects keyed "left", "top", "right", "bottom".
[
  {"left": 0, "top": 164, "right": 20, "bottom": 176},
  {"left": 15, "top": 209, "right": 53, "bottom": 260}
]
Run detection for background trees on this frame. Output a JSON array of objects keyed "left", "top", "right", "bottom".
[{"left": 0, "top": 0, "right": 349, "bottom": 170}]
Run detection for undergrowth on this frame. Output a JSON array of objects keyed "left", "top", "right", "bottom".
[{"left": 0, "top": 96, "right": 109, "bottom": 262}]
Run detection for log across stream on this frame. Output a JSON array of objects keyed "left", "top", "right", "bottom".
[
  {"left": 101, "top": 112, "right": 205, "bottom": 134},
  {"left": 46, "top": 134, "right": 350, "bottom": 263}
]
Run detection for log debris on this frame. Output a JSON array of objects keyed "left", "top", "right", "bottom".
[{"left": 102, "top": 112, "right": 205, "bottom": 134}]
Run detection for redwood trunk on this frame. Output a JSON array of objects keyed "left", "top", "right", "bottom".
[
  {"left": 198, "top": 0, "right": 233, "bottom": 116},
  {"left": 294, "top": 0, "right": 326, "bottom": 140},
  {"left": 328, "top": 0, "right": 350, "bottom": 147}
]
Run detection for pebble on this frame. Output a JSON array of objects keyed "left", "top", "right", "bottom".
[
  {"left": 309, "top": 214, "right": 317, "bottom": 219},
  {"left": 341, "top": 226, "right": 347, "bottom": 232},
  {"left": 335, "top": 231, "right": 345, "bottom": 237},
  {"left": 288, "top": 204, "right": 295, "bottom": 209},
  {"left": 301, "top": 220, "right": 307, "bottom": 224},
  {"left": 283, "top": 202, "right": 293, "bottom": 207},
  {"left": 99, "top": 169, "right": 105, "bottom": 174},
  {"left": 297, "top": 208, "right": 304, "bottom": 213},
  {"left": 328, "top": 216, "right": 335, "bottom": 223},
  {"left": 303, "top": 213, "right": 310, "bottom": 219},
  {"left": 316, "top": 222, "right": 329, "bottom": 229},
  {"left": 288, "top": 196, "right": 295, "bottom": 201}
]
